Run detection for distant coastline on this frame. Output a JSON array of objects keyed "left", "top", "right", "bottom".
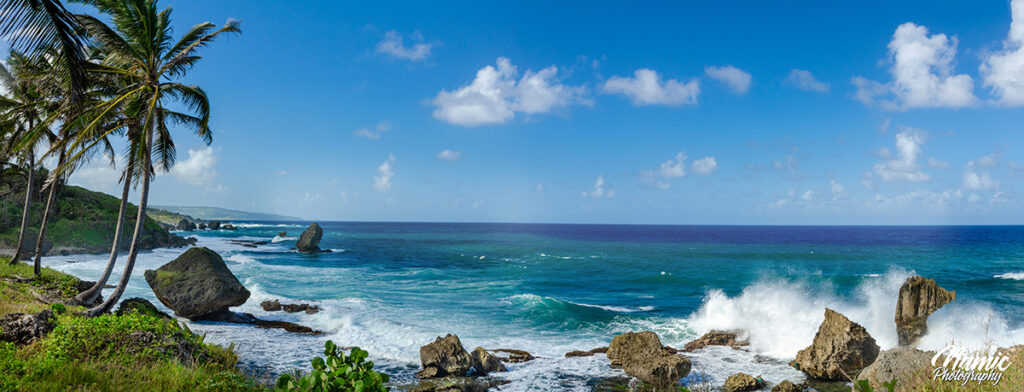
[{"left": 151, "top": 205, "right": 301, "bottom": 222}]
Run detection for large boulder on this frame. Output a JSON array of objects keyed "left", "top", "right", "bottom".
[
  {"left": 143, "top": 247, "right": 250, "bottom": 320},
  {"left": 856, "top": 347, "right": 934, "bottom": 389},
  {"left": 208, "top": 221, "right": 221, "bottom": 230},
  {"left": 723, "top": 373, "right": 767, "bottom": 392},
  {"left": 607, "top": 331, "right": 691, "bottom": 388},
  {"left": 0, "top": 309, "right": 55, "bottom": 345},
  {"left": 175, "top": 219, "right": 196, "bottom": 231},
  {"left": 684, "top": 330, "right": 749, "bottom": 352},
  {"left": 771, "top": 380, "right": 804, "bottom": 392},
  {"left": 417, "top": 334, "right": 472, "bottom": 379},
  {"left": 895, "top": 276, "right": 955, "bottom": 347},
  {"left": 296, "top": 223, "right": 323, "bottom": 253},
  {"left": 791, "top": 308, "right": 880, "bottom": 380},
  {"left": 469, "top": 347, "right": 506, "bottom": 375}
]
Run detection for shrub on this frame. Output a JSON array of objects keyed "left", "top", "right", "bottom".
[{"left": 276, "top": 341, "right": 389, "bottom": 391}]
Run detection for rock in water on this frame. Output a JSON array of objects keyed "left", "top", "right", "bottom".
[
  {"left": 175, "top": 219, "right": 196, "bottom": 231},
  {"left": 791, "top": 308, "right": 880, "bottom": 380},
  {"left": 771, "top": 380, "right": 803, "bottom": 392},
  {"left": 0, "top": 310, "right": 55, "bottom": 345},
  {"left": 683, "top": 330, "right": 749, "bottom": 352},
  {"left": 856, "top": 347, "right": 935, "bottom": 389},
  {"left": 277, "top": 231, "right": 287, "bottom": 237},
  {"left": 417, "top": 334, "right": 472, "bottom": 379},
  {"left": 208, "top": 221, "right": 221, "bottom": 230},
  {"left": 144, "top": 247, "right": 250, "bottom": 320},
  {"left": 607, "top": 331, "right": 669, "bottom": 367},
  {"left": 607, "top": 331, "right": 691, "bottom": 388},
  {"left": 895, "top": 276, "right": 955, "bottom": 347},
  {"left": 723, "top": 373, "right": 767, "bottom": 392},
  {"left": 296, "top": 223, "right": 323, "bottom": 253},
  {"left": 469, "top": 347, "right": 506, "bottom": 375}
]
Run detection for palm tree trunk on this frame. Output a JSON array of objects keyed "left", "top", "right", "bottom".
[
  {"left": 9, "top": 151, "right": 35, "bottom": 265},
  {"left": 31, "top": 148, "right": 65, "bottom": 275},
  {"left": 87, "top": 132, "right": 152, "bottom": 317},
  {"left": 74, "top": 165, "right": 133, "bottom": 305}
]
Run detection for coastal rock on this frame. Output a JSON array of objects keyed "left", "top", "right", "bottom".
[
  {"left": 408, "top": 376, "right": 506, "bottom": 392},
  {"left": 723, "top": 373, "right": 766, "bottom": 392},
  {"left": 208, "top": 221, "right": 221, "bottom": 230},
  {"left": 684, "top": 330, "right": 749, "bottom": 352},
  {"left": 296, "top": 223, "right": 323, "bottom": 253},
  {"left": 469, "top": 347, "right": 506, "bottom": 375},
  {"left": 607, "top": 331, "right": 691, "bottom": 388},
  {"left": 199, "top": 310, "right": 323, "bottom": 334},
  {"left": 143, "top": 247, "right": 250, "bottom": 320},
  {"left": 895, "top": 276, "right": 955, "bottom": 347},
  {"left": 198, "top": 223, "right": 207, "bottom": 230},
  {"left": 222, "top": 224, "right": 237, "bottom": 230},
  {"left": 856, "top": 347, "right": 934, "bottom": 388},
  {"left": 260, "top": 299, "right": 320, "bottom": 314},
  {"left": 791, "top": 308, "right": 880, "bottom": 381},
  {"left": 417, "top": 334, "right": 472, "bottom": 379},
  {"left": 0, "top": 309, "right": 55, "bottom": 345},
  {"left": 175, "top": 219, "right": 196, "bottom": 231},
  {"left": 607, "top": 331, "right": 671, "bottom": 367},
  {"left": 771, "top": 380, "right": 803, "bottom": 392},
  {"left": 261, "top": 300, "right": 282, "bottom": 311},
  {"left": 565, "top": 346, "right": 608, "bottom": 357},
  {"left": 115, "top": 297, "right": 172, "bottom": 320},
  {"left": 490, "top": 348, "right": 534, "bottom": 363},
  {"left": 277, "top": 231, "right": 287, "bottom": 237}
]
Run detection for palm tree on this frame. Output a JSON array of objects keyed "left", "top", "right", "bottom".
[
  {"left": 64, "top": 0, "right": 239, "bottom": 316},
  {"left": 0, "top": 0, "right": 90, "bottom": 102}
]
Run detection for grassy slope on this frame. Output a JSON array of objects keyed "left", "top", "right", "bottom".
[
  {"left": 151, "top": 205, "right": 300, "bottom": 221},
  {"left": 148, "top": 207, "right": 202, "bottom": 227}
]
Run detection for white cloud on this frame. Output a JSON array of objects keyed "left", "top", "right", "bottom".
[
  {"left": 69, "top": 158, "right": 119, "bottom": 193},
  {"left": 981, "top": 0, "right": 1024, "bottom": 106},
  {"left": 659, "top": 152, "right": 688, "bottom": 178},
  {"left": 927, "top": 157, "right": 950, "bottom": 169},
  {"left": 786, "top": 69, "right": 829, "bottom": 92},
  {"left": 353, "top": 121, "right": 391, "bottom": 140},
  {"left": 704, "top": 65, "right": 752, "bottom": 94},
  {"left": 962, "top": 156, "right": 1000, "bottom": 191},
  {"left": 582, "top": 176, "right": 613, "bottom": 198},
  {"left": 691, "top": 156, "right": 718, "bottom": 175},
  {"left": 437, "top": 149, "right": 461, "bottom": 162},
  {"left": 830, "top": 179, "right": 845, "bottom": 198},
  {"left": 853, "top": 23, "right": 977, "bottom": 109},
  {"left": 801, "top": 190, "right": 814, "bottom": 201},
  {"left": 873, "top": 128, "right": 930, "bottom": 182},
  {"left": 975, "top": 153, "right": 999, "bottom": 168},
  {"left": 431, "top": 57, "right": 585, "bottom": 126},
  {"left": 171, "top": 147, "right": 217, "bottom": 185},
  {"left": 376, "top": 31, "right": 432, "bottom": 61},
  {"left": 373, "top": 154, "right": 395, "bottom": 192},
  {"left": 602, "top": 68, "right": 700, "bottom": 106}
]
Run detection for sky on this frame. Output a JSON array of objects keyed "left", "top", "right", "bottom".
[{"left": 41, "top": 0, "right": 1024, "bottom": 224}]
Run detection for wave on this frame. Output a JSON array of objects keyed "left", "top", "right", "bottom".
[
  {"left": 504, "top": 293, "right": 654, "bottom": 325},
  {"left": 271, "top": 236, "right": 297, "bottom": 243},
  {"left": 233, "top": 223, "right": 304, "bottom": 229},
  {"left": 995, "top": 272, "right": 1024, "bottom": 281}
]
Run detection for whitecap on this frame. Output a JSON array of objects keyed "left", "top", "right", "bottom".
[{"left": 995, "top": 272, "right": 1024, "bottom": 281}]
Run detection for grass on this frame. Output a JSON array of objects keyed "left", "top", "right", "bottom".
[{"left": 894, "top": 346, "right": 1024, "bottom": 392}]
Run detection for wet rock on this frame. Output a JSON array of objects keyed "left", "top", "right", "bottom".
[
  {"left": 198, "top": 223, "right": 207, "bottom": 230},
  {"left": 260, "top": 299, "right": 320, "bottom": 314},
  {"left": 469, "top": 347, "right": 506, "bottom": 375},
  {"left": 115, "top": 298, "right": 172, "bottom": 319},
  {"left": 408, "top": 377, "right": 508, "bottom": 392},
  {"left": 144, "top": 247, "right": 250, "bottom": 320},
  {"left": 277, "top": 231, "right": 287, "bottom": 237},
  {"left": 856, "top": 347, "right": 934, "bottom": 389},
  {"left": 895, "top": 276, "right": 955, "bottom": 347},
  {"left": 0, "top": 309, "right": 55, "bottom": 345},
  {"left": 208, "top": 221, "right": 221, "bottom": 230},
  {"left": 771, "top": 380, "right": 803, "bottom": 392},
  {"left": 198, "top": 310, "right": 323, "bottom": 334},
  {"left": 607, "top": 331, "right": 691, "bottom": 388},
  {"left": 791, "top": 308, "right": 880, "bottom": 381},
  {"left": 418, "top": 334, "right": 472, "bottom": 379},
  {"left": 723, "top": 373, "right": 767, "bottom": 392},
  {"left": 607, "top": 331, "right": 672, "bottom": 367},
  {"left": 296, "top": 223, "right": 323, "bottom": 253},
  {"left": 260, "top": 300, "right": 282, "bottom": 311},
  {"left": 565, "top": 346, "right": 608, "bottom": 357},
  {"left": 684, "top": 330, "right": 749, "bottom": 352},
  {"left": 490, "top": 348, "right": 534, "bottom": 363},
  {"left": 175, "top": 219, "right": 196, "bottom": 231},
  {"left": 222, "top": 224, "right": 237, "bottom": 230}
]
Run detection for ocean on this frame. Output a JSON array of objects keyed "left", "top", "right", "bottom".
[{"left": 43, "top": 223, "right": 1024, "bottom": 390}]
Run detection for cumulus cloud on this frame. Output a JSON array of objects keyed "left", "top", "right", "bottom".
[
  {"left": 962, "top": 156, "right": 1000, "bottom": 191},
  {"left": 171, "top": 147, "right": 217, "bottom": 185},
  {"left": 691, "top": 156, "right": 718, "bottom": 175},
  {"left": 801, "top": 190, "right": 815, "bottom": 201},
  {"left": 643, "top": 152, "right": 716, "bottom": 188},
  {"left": 602, "top": 68, "right": 700, "bottom": 106},
  {"left": 704, "top": 65, "right": 752, "bottom": 94},
  {"left": 376, "top": 31, "right": 432, "bottom": 61},
  {"left": 69, "top": 158, "right": 119, "bottom": 193},
  {"left": 853, "top": 23, "right": 976, "bottom": 109},
  {"left": 431, "top": 57, "right": 586, "bottom": 126},
  {"left": 981, "top": 0, "right": 1024, "bottom": 106},
  {"left": 786, "top": 69, "right": 829, "bottom": 92},
  {"left": 354, "top": 121, "right": 391, "bottom": 140},
  {"left": 873, "top": 128, "right": 930, "bottom": 182},
  {"left": 659, "top": 152, "right": 688, "bottom": 178},
  {"left": 582, "top": 176, "right": 613, "bottom": 198},
  {"left": 437, "top": 149, "right": 461, "bottom": 162},
  {"left": 373, "top": 154, "right": 395, "bottom": 192}
]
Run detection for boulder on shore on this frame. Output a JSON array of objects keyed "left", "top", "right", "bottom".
[
  {"left": 144, "top": 247, "right": 250, "bottom": 320},
  {"left": 723, "top": 373, "right": 767, "bottom": 392},
  {"left": 791, "top": 308, "right": 880, "bottom": 381},
  {"left": 895, "top": 276, "right": 955, "bottom": 347},
  {"left": 607, "top": 331, "right": 691, "bottom": 388},
  {"left": 565, "top": 346, "right": 608, "bottom": 357},
  {"left": 771, "top": 380, "right": 804, "bottom": 392},
  {"left": 469, "top": 347, "right": 506, "bottom": 375},
  {"left": 856, "top": 347, "right": 934, "bottom": 389},
  {"left": 684, "top": 330, "right": 749, "bottom": 352},
  {"left": 0, "top": 309, "right": 55, "bottom": 345},
  {"left": 417, "top": 334, "right": 472, "bottom": 379},
  {"left": 296, "top": 223, "right": 323, "bottom": 253}
]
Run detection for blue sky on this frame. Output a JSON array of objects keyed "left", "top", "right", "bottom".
[{"left": 57, "top": 0, "right": 1024, "bottom": 224}]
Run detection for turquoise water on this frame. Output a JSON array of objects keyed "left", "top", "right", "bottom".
[{"left": 45, "top": 223, "right": 1024, "bottom": 390}]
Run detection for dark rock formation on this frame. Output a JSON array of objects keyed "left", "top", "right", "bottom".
[
  {"left": 198, "top": 310, "right": 323, "bottom": 334},
  {"left": 259, "top": 299, "right": 320, "bottom": 314},
  {"left": 565, "top": 346, "right": 608, "bottom": 357},
  {"left": 222, "top": 224, "right": 237, "bottom": 230},
  {"left": 607, "top": 331, "right": 691, "bottom": 388},
  {"left": 198, "top": 223, "right": 207, "bottom": 230},
  {"left": 296, "top": 223, "right": 323, "bottom": 253},
  {"left": 684, "top": 330, "right": 749, "bottom": 352},
  {"left": 115, "top": 297, "right": 172, "bottom": 319},
  {"left": 417, "top": 334, "right": 472, "bottom": 379},
  {"left": 469, "top": 347, "right": 506, "bottom": 375},
  {"left": 208, "top": 221, "right": 221, "bottom": 230},
  {"left": 895, "top": 276, "right": 955, "bottom": 347},
  {"left": 0, "top": 309, "right": 55, "bottom": 345},
  {"left": 771, "top": 380, "right": 804, "bottom": 392},
  {"left": 277, "top": 231, "right": 287, "bottom": 237},
  {"left": 408, "top": 377, "right": 508, "bottom": 392},
  {"left": 175, "top": 219, "right": 196, "bottom": 231},
  {"left": 723, "top": 373, "right": 766, "bottom": 392},
  {"left": 490, "top": 348, "right": 534, "bottom": 363},
  {"left": 791, "top": 308, "right": 880, "bottom": 380},
  {"left": 144, "top": 247, "right": 250, "bottom": 320}
]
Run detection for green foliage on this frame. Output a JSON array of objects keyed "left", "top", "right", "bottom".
[
  {"left": 49, "top": 303, "right": 66, "bottom": 315},
  {"left": 276, "top": 341, "right": 389, "bottom": 392},
  {"left": 854, "top": 379, "right": 898, "bottom": 392},
  {"left": 0, "top": 261, "right": 79, "bottom": 295}
]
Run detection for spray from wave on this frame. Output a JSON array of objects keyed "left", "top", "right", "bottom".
[{"left": 995, "top": 272, "right": 1024, "bottom": 281}]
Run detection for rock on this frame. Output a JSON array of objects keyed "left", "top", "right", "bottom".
[
  {"left": 143, "top": 247, "right": 251, "bottom": 320},
  {"left": 791, "top": 308, "right": 880, "bottom": 381},
  {"left": 277, "top": 231, "right": 287, "bottom": 237},
  {"left": 417, "top": 334, "right": 472, "bottom": 379},
  {"left": 469, "top": 347, "right": 506, "bottom": 375},
  {"left": 895, "top": 276, "right": 955, "bottom": 347},
  {"left": 115, "top": 298, "right": 172, "bottom": 319},
  {"left": 408, "top": 377, "right": 506, "bottom": 392},
  {"left": 198, "top": 310, "right": 323, "bottom": 334},
  {"left": 198, "top": 223, "right": 207, "bottom": 230},
  {"left": 222, "top": 224, "right": 237, "bottom": 230},
  {"left": 296, "top": 223, "right": 323, "bottom": 253},
  {"left": 261, "top": 300, "right": 282, "bottom": 311},
  {"left": 0, "top": 310, "right": 55, "bottom": 345},
  {"left": 255, "top": 319, "right": 321, "bottom": 334},
  {"left": 260, "top": 299, "right": 320, "bottom": 314},
  {"left": 491, "top": 348, "right": 534, "bottom": 363},
  {"left": 565, "top": 346, "right": 608, "bottom": 357},
  {"left": 856, "top": 347, "right": 934, "bottom": 388},
  {"left": 607, "top": 331, "right": 671, "bottom": 367},
  {"left": 723, "top": 373, "right": 767, "bottom": 392},
  {"left": 771, "top": 380, "right": 803, "bottom": 392},
  {"left": 684, "top": 330, "right": 749, "bottom": 352},
  {"left": 208, "top": 221, "right": 221, "bottom": 230},
  {"left": 175, "top": 219, "right": 196, "bottom": 231},
  {"left": 607, "top": 331, "right": 691, "bottom": 388}
]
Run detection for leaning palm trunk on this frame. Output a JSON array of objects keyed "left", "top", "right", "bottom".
[
  {"left": 31, "top": 148, "right": 66, "bottom": 275},
  {"left": 87, "top": 132, "right": 152, "bottom": 317},
  {"left": 9, "top": 151, "right": 35, "bottom": 265},
  {"left": 74, "top": 162, "right": 133, "bottom": 305}
]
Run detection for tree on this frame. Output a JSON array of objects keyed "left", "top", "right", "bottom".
[{"left": 0, "top": 0, "right": 90, "bottom": 102}]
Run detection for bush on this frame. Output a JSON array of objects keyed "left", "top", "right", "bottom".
[{"left": 276, "top": 341, "right": 389, "bottom": 392}]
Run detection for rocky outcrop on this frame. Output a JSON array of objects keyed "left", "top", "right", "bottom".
[
  {"left": 565, "top": 346, "right": 608, "bottom": 357},
  {"left": 0, "top": 309, "right": 55, "bottom": 345},
  {"left": 607, "top": 331, "right": 691, "bottom": 388},
  {"left": 408, "top": 377, "right": 508, "bottom": 392},
  {"left": 198, "top": 223, "right": 207, "bottom": 230},
  {"left": 208, "top": 221, "right": 221, "bottom": 230},
  {"left": 771, "top": 380, "right": 804, "bottom": 392},
  {"left": 198, "top": 310, "right": 323, "bottom": 334},
  {"left": 895, "top": 276, "right": 955, "bottom": 347},
  {"left": 490, "top": 348, "right": 534, "bottom": 363},
  {"left": 469, "top": 347, "right": 506, "bottom": 375},
  {"left": 175, "top": 219, "right": 196, "bottom": 231},
  {"left": 417, "top": 334, "right": 473, "bottom": 379},
  {"left": 791, "top": 308, "right": 880, "bottom": 380},
  {"left": 277, "top": 231, "right": 287, "bottom": 237},
  {"left": 222, "top": 224, "right": 237, "bottom": 230},
  {"left": 856, "top": 347, "right": 934, "bottom": 388},
  {"left": 296, "top": 223, "right": 323, "bottom": 253},
  {"left": 144, "top": 247, "right": 250, "bottom": 320},
  {"left": 723, "top": 373, "right": 766, "bottom": 392},
  {"left": 260, "top": 299, "right": 320, "bottom": 314},
  {"left": 684, "top": 330, "right": 749, "bottom": 352},
  {"left": 115, "top": 297, "right": 172, "bottom": 319}
]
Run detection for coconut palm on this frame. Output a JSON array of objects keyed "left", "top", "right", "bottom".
[
  {"left": 0, "top": 0, "right": 89, "bottom": 102},
  {"left": 63, "top": 0, "right": 239, "bottom": 316}
]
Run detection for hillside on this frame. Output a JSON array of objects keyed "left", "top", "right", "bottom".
[
  {"left": 150, "top": 205, "right": 300, "bottom": 221},
  {"left": 147, "top": 207, "right": 203, "bottom": 227}
]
